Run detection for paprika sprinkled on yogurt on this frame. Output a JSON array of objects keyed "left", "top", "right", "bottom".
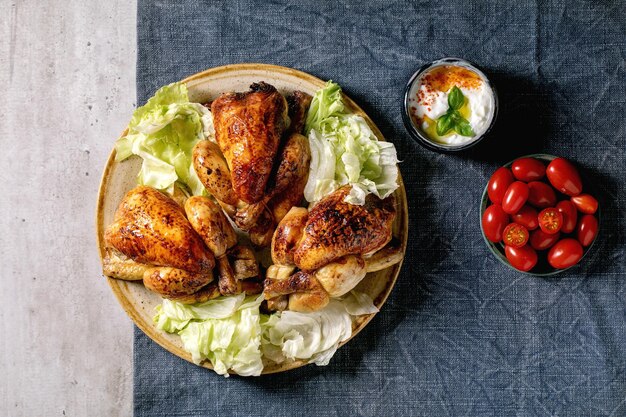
[{"left": 403, "top": 58, "right": 497, "bottom": 151}]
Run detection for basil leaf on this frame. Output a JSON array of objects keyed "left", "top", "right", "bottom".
[
  {"left": 455, "top": 119, "right": 475, "bottom": 137},
  {"left": 436, "top": 114, "right": 454, "bottom": 136},
  {"left": 449, "top": 110, "right": 462, "bottom": 123},
  {"left": 448, "top": 86, "right": 465, "bottom": 110}
]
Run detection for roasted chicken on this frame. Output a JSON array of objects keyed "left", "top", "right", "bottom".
[
  {"left": 211, "top": 82, "right": 288, "bottom": 204},
  {"left": 102, "top": 186, "right": 261, "bottom": 303},
  {"left": 193, "top": 83, "right": 312, "bottom": 247},
  {"left": 264, "top": 186, "right": 401, "bottom": 312}
]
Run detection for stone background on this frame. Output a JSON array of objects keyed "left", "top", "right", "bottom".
[{"left": 1, "top": 1, "right": 136, "bottom": 415}]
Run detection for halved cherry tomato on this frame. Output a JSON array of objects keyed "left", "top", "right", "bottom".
[
  {"left": 502, "top": 182, "right": 529, "bottom": 214},
  {"left": 512, "top": 157, "right": 545, "bottom": 182},
  {"left": 529, "top": 229, "right": 561, "bottom": 251},
  {"left": 511, "top": 205, "right": 539, "bottom": 230},
  {"left": 571, "top": 193, "right": 598, "bottom": 214},
  {"left": 546, "top": 157, "right": 583, "bottom": 196},
  {"left": 556, "top": 200, "right": 578, "bottom": 233},
  {"left": 505, "top": 245, "right": 538, "bottom": 272},
  {"left": 538, "top": 208, "right": 563, "bottom": 234},
  {"left": 577, "top": 214, "right": 598, "bottom": 247},
  {"left": 482, "top": 204, "right": 509, "bottom": 242},
  {"left": 527, "top": 181, "right": 557, "bottom": 208},
  {"left": 488, "top": 167, "right": 515, "bottom": 204},
  {"left": 548, "top": 238, "right": 583, "bottom": 269},
  {"left": 503, "top": 223, "right": 529, "bottom": 248}
]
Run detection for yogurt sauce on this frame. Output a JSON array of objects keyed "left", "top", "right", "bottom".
[{"left": 408, "top": 64, "right": 495, "bottom": 146}]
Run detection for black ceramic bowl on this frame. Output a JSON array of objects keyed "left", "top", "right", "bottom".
[
  {"left": 402, "top": 57, "right": 498, "bottom": 153},
  {"left": 480, "top": 154, "right": 601, "bottom": 276}
]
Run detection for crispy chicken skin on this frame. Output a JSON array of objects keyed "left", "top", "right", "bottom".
[
  {"left": 268, "top": 133, "right": 311, "bottom": 223},
  {"left": 104, "top": 186, "right": 215, "bottom": 273},
  {"left": 293, "top": 186, "right": 396, "bottom": 271},
  {"left": 286, "top": 91, "right": 313, "bottom": 135},
  {"left": 184, "top": 196, "right": 237, "bottom": 259},
  {"left": 271, "top": 207, "right": 308, "bottom": 266},
  {"left": 192, "top": 140, "right": 239, "bottom": 206},
  {"left": 211, "top": 82, "right": 288, "bottom": 204},
  {"left": 184, "top": 196, "right": 260, "bottom": 296},
  {"left": 143, "top": 267, "right": 213, "bottom": 299},
  {"left": 265, "top": 187, "right": 398, "bottom": 312}
]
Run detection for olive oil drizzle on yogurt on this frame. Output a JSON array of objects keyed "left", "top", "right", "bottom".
[{"left": 408, "top": 64, "right": 495, "bottom": 146}]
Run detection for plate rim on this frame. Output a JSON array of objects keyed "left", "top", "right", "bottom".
[{"left": 95, "top": 63, "right": 408, "bottom": 374}]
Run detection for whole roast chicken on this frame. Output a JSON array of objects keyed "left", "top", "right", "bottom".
[
  {"left": 102, "top": 186, "right": 260, "bottom": 303},
  {"left": 263, "top": 186, "right": 402, "bottom": 312},
  {"left": 193, "top": 83, "right": 312, "bottom": 246}
]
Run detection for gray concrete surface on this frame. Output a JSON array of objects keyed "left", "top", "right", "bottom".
[{"left": 1, "top": 1, "right": 137, "bottom": 415}]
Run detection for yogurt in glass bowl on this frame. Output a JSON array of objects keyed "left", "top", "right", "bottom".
[{"left": 402, "top": 58, "right": 498, "bottom": 152}]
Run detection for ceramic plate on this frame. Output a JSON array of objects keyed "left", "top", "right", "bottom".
[{"left": 96, "top": 63, "right": 408, "bottom": 374}]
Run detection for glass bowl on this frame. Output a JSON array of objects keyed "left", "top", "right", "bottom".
[
  {"left": 480, "top": 154, "right": 601, "bottom": 276},
  {"left": 402, "top": 57, "right": 498, "bottom": 153}
]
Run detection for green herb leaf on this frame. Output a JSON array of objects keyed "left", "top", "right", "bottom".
[
  {"left": 436, "top": 113, "right": 454, "bottom": 136},
  {"left": 448, "top": 86, "right": 465, "bottom": 110},
  {"left": 455, "top": 118, "right": 475, "bottom": 137}
]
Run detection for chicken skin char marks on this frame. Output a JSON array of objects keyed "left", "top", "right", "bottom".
[
  {"left": 102, "top": 186, "right": 261, "bottom": 302},
  {"left": 264, "top": 186, "right": 402, "bottom": 312},
  {"left": 193, "top": 82, "right": 312, "bottom": 247}
]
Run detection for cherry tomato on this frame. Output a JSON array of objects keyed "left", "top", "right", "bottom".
[
  {"left": 530, "top": 229, "right": 561, "bottom": 251},
  {"left": 556, "top": 200, "right": 578, "bottom": 233},
  {"left": 482, "top": 204, "right": 509, "bottom": 242},
  {"left": 512, "top": 157, "right": 546, "bottom": 182},
  {"left": 505, "top": 245, "right": 538, "bottom": 272},
  {"left": 577, "top": 214, "right": 598, "bottom": 247},
  {"left": 571, "top": 193, "right": 598, "bottom": 214},
  {"left": 547, "top": 238, "right": 583, "bottom": 269},
  {"left": 527, "top": 181, "right": 557, "bottom": 208},
  {"left": 502, "top": 182, "right": 529, "bottom": 214},
  {"left": 511, "top": 205, "right": 539, "bottom": 230},
  {"left": 538, "top": 208, "right": 563, "bottom": 234},
  {"left": 487, "top": 167, "right": 515, "bottom": 204},
  {"left": 503, "top": 223, "right": 529, "bottom": 248},
  {"left": 546, "top": 157, "right": 583, "bottom": 196}
]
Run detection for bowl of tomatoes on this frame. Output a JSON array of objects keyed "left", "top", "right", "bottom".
[{"left": 480, "top": 154, "right": 600, "bottom": 275}]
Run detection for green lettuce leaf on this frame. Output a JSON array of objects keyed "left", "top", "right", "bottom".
[
  {"left": 114, "top": 82, "right": 213, "bottom": 196},
  {"left": 155, "top": 294, "right": 263, "bottom": 377},
  {"left": 155, "top": 290, "right": 378, "bottom": 376},
  {"left": 304, "top": 81, "right": 400, "bottom": 205}
]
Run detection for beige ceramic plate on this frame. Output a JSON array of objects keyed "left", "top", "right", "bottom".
[{"left": 96, "top": 63, "right": 408, "bottom": 374}]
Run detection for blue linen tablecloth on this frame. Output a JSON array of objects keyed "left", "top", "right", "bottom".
[{"left": 134, "top": 1, "right": 626, "bottom": 415}]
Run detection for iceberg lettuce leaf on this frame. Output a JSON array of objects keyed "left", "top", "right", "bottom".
[
  {"left": 114, "top": 82, "right": 212, "bottom": 196},
  {"left": 303, "top": 82, "right": 400, "bottom": 205}
]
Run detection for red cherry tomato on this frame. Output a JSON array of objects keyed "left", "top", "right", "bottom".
[
  {"left": 503, "top": 223, "right": 529, "bottom": 248},
  {"left": 556, "top": 200, "right": 578, "bottom": 233},
  {"left": 502, "top": 182, "right": 529, "bottom": 214},
  {"left": 538, "top": 208, "right": 563, "bottom": 234},
  {"left": 530, "top": 229, "right": 561, "bottom": 251},
  {"left": 546, "top": 157, "right": 583, "bottom": 196},
  {"left": 482, "top": 204, "right": 509, "bottom": 243},
  {"left": 487, "top": 167, "right": 515, "bottom": 204},
  {"left": 577, "top": 214, "right": 598, "bottom": 247},
  {"left": 505, "top": 245, "right": 538, "bottom": 272},
  {"left": 527, "top": 181, "right": 557, "bottom": 208},
  {"left": 547, "top": 238, "right": 583, "bottom": 269},
  {"left": 511, "top": 205, "right": 539, "bottom": 230},
  {"left": 571, "top": 194, "right": 598, "bottom": 214},
  {"left": 512, "top": 157, "right": 546, "bottom": 182}
]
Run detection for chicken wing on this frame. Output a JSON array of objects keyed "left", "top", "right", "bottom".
[{"left": 211, "top": 82, "right": 288, "bottom": 204}]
